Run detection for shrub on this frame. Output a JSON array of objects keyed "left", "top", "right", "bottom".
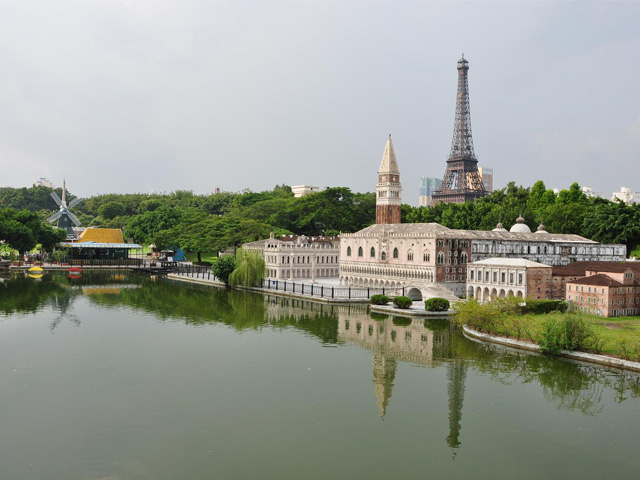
[
  {"left": 452, "top": 299, "right": 502, "bottom": 333},
  {"left": 212, "top": 255, "right": 237, "bottom": 286},
  {"left": 538, "top": 314, "right": 599, "bottom": 354},
  {"left": 425, "top": 297, "right": 450, "bottom": 312},
  {"left": 370, "top": 294, "right": 390, "bottom": 305},
  {"left": 393, "top": 296, "right": 413, "bottom": 309},
  {"left": 523, "top": 299, "right": 568, "bottom": 314},
  {"left": 51, "top": 250, "right": 68, "bottom": 263}
]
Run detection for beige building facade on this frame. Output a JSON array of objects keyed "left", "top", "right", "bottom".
[
  {"left": 466, "top": 258, "right": 553, "bottom": 301},
  {"left": 243, "top": 233, "right": 339, "bottom": 281}
]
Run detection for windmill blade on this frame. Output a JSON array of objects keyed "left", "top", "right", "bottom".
[
  {"left": 68, "top": 212, "right": 82, "bottom": 227},
  {"left": 47, "top": 211, "right": 63, "bottom": 223},
  {"left": 50, "top": 191, "right": 62, "bottom": 206},
  {"left": 68, "top": 197, "right": 82, "bottom": 209}
]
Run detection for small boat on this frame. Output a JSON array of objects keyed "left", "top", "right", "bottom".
[
  {"left": 68, "top": 267, "right": 82, "bottom": 274},
  {"left": 28, "top": 266, "right": 44, "bottom": 273},
  {"left": 28, "top": 273, "right": 43, "bottom": 280}
]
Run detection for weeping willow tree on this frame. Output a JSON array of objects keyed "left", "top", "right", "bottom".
[{"left": 229, "top": 248, "right": 266, "bottom": 287}]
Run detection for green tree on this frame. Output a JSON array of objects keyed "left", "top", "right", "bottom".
[
  {"left": 98, "top": 201, "right": 125, "bottom": 219},
  {"left": 212, "top": 255, "right": 237, "bottom": 286},
  {"left": 229, "top": 248, "right": 266, "bottom": 287}
]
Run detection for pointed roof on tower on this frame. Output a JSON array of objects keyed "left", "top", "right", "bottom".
[{"left": 378, "top": 134, "right": 400, "bottom": 175}]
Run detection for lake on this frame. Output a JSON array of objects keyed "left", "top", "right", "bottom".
[{"left": 1, "top": 271, "right": 638, "bottom": 479}]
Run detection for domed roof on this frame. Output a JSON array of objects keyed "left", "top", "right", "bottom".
[
  {"left": 509, "top": 215, "right": 531, "bottom": 233},
  {"left": 535, "top": 223, "right": 548, "bottom": 234},
  {"left": 492, "top": 222, "right": 507, "bottom": 232}
]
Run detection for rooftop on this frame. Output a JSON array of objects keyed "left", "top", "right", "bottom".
[
  {"left": 566, "top": 274, "right": 640, "bottom": 287},
  {"left": 345, "top": 223, "right": 599, "bottom": 243},
  {"left": 553, "top": 261, "right": 640, "bottom": 277},
  {"left": 469, "top": 258, "right": 552, "bottom": 268}
]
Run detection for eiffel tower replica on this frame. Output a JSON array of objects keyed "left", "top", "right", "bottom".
[{"left": 431, "top": 55, "right": 487, "bottom": 205}]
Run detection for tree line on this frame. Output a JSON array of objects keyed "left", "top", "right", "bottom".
[{"left": 1, "top": 180, "right": 639, "bottom": 258}]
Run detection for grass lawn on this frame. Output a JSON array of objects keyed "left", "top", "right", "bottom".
[
  {"left": 629, "top": 245, "right": 640, "bottom": 259},
  {"left": 185, "top": 252, "right": 218, "bottom": 264},
  {"left": 492, "top": 313, "right": 640, "bottom": 359}
]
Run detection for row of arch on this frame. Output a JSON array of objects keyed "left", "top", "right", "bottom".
[
  {"left": 467, "top": 285, "right": 524, "bottom": 301},
  {"left": 340, "top": 264, "right": 435, "bottom": 282}
]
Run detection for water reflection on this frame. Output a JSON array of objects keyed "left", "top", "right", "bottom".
[{"left": 2, "top": 271, "right": 639, "bottom": 438}]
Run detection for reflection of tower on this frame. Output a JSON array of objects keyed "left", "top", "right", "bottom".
[
  {"left": 446, "top": 360, "right": 467, "bottom": 448},
  {"left": 376, "top": 135, "right": 402, "bottom": 224},
  {"left": 372, "top": 350, "right": 397, "bottom": 417},
  {"left": 432, "top": 55, "right": 487, "bottom": 205}
]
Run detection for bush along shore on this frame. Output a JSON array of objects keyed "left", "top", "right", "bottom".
[{"left": 454, "top": 298, "right": 640, "bottom": 361}]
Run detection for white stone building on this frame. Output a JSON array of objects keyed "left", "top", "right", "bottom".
[
  {"left": 466, "top": 258, "right": 553, "bottom": 301},
  {"left": 291, "top": 185, "right": 322, "bottom": 197},
  {"left": 338, "top": 137, "right": 626, "bottom": 302},
  {"left": 243, "top": 233, "right": 339, "bottom": 281},
  {"left": 611, "top": 186, "right": 640, "bottom": 204}
]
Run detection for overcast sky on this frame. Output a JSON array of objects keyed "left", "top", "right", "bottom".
[{"left": 0, "top": 1, "right": 638, "bottom": 203}]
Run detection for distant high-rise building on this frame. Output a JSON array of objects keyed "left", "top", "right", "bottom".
[
  {"left": 291, "top": 185, "right": 322, "bottom": 197},
  {"left": 478, "top": 167, "right": 493, "bottom": 193},
  {"left": 581, "top": 186, "right": 603, "bottom": 199},
  {"left": 611, "top": 186, "right": 640, "bottom": 204},
  {"left": 418, "top": 177, "right": 442, "bottom": 207},
  {"left": 34, "top": 177, "right": 55, "bottom": 189}
]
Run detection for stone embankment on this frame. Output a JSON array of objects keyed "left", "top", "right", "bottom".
[{"left": 462, "top": 325, "right": 640, "bottom": 373}]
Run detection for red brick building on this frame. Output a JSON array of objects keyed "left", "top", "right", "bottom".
[{"left": 566, "top": 268, "right": 640, "bottom": 317}]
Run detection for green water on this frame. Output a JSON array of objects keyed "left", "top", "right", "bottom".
[{"left": 0, "top": 271, "right": 638, "bottom": 479}]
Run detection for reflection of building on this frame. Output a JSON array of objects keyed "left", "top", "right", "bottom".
[
  {"left": 611, "top": 186, "right": 640, "bottom": 204},
  {"left": 262, "top": 297, "right": 466, "bottom": 448},
  {"left": 243, "top": 233, "right": 340, "bottom": 280},
  {"left": 291, "top": 185, "right": 322, "bottom": 197},
  {"left": 466, "top": 258, "right": 553, "bottom": 301},
  {"left": 477, "top": 167, "right": 493, "bottom": 193},
  {"left": 419, "top": 177, "right": 442, "bottom": 207}
]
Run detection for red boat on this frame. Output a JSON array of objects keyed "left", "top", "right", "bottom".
[{"left": 68, "top": 267, "right": 82, "bottom": 275}]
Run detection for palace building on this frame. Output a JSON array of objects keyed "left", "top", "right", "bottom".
[
  {"left": 243, "top": 233, "right": 340, "bottom": 281},
  {"left": 338, "top": 135, "right": 626, "bottom": 300}
]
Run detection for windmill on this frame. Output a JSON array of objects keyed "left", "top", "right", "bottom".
[{"left": 47, "top": 180, "right": 82, "bottom": 237}]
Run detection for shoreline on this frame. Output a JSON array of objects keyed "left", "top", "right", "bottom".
[{"left": 462, "top": 324, "right": 640, "bottom": 373}]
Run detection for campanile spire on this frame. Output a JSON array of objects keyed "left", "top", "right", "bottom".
[{"left": 376, "top": 135, "right": 402, "bottom": 224}]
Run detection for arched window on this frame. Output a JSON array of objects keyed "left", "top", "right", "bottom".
[
  {"left": 381, "top": 251, "right": 387, "bottom": 261},
  {"left": 393, "top": 248, "right": 399, "bottom": 259},
  {"left": 347, "top": 246, "right": 351, "bottom": 256},
  {"left": 358, "top": 247, "right": 363, "bottom": 257},
  {"left": 437, "top": 252, "right": 445, "bottom": 265},
  {"left": 370, "top": 247, "right": 375, "bottom": 258},
  {"left": 407, "top": 250, "right": 414, "bottom": 261},
  {"left": 423, "top": 251, "right": 430, "bottom": 262},
  {"left": 461, "top": 252, "right": 468, "bottom": 264}
]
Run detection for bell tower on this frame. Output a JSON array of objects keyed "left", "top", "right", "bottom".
[{"left": 376, "top": 134, "right": 402, "bottom": 224}]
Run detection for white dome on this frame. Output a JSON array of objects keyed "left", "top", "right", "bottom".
[
  {"left": 492, "top": 222, "right": 507, "bottom": 232},
  {"left": 509, "top": 216, "right": 531, "bottom": 233}
]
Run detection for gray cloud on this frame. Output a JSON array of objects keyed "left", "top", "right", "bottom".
[{"left": 0, "top": 1, "right": 638, "bottom": 202}]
